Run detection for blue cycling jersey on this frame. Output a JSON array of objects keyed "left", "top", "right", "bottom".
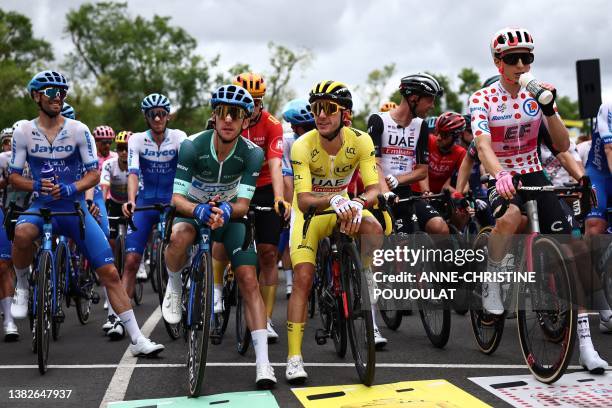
[
  {"left": 9, "top": 118, "right": 98, "bottom": 201},
  {"left": 587, "top": 103, "right": 612, "bottom": 176},
  {"left": 127, "top": 129, "right": 186, "bottom": 204}
]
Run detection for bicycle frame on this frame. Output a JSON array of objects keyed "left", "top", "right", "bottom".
[{"left": 187, "top": 225, "right": 212, "bottom": 329}]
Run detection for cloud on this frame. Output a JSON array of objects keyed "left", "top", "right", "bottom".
[{"left": 4, "top": 0, "right": 612, "bottom": 113}]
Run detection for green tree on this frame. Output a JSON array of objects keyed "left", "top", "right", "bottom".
[
  {"left": 457, "top": 68, "right": 481, "bottom": 100},
  {"left": 555, "top": 95, "right": 580, "bottom": 120},
  {"left": 428, "top": 72, "right": 462, "bottom": 115},
  {"left": 264, "top": 42, "right": 312, "bottom": 116},
  {"left": 352, "top": 64, "right": 396, "bottom": 130},
  {"left": 64, "top": 1, "right": 219, "bottom": 133},
  {"left": 0, "top": 9, "right": 53, "bottom": 126}
]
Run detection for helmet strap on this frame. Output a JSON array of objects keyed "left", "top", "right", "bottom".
[{"left": 408, "top": 96, "right": 419, "bottom": 118}]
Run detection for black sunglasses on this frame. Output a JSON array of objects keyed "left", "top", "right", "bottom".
[
  {"left": 145, "top": 110, "right": 169, "bottom": 120},
  {"left": 500, "top": 52, "right": 534, "bottom": 66}
]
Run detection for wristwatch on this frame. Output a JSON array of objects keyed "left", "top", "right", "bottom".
[{"left": 356, "top": 193, "right": 369, "bottom": 208}]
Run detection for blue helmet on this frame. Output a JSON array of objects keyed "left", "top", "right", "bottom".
[
  {"left": 282, "top": 99, "right": 314, "bottom": 126},
  {"left": 27, "top": 70, "right": 68, "bottom": 93},
  {"left": 61, "top": 103, "right": 76, "bottom": 120},
  {"left": 210, "top": 85, "right": 254, "bottom": 115},
  {"left": 141, "top": 93, "right": 171, "bottom": 113}
]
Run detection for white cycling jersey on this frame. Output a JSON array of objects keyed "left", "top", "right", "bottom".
[
  {"left": 540, "top": 140, "right": 581, "bottom": 186},
  {"left": 100, "top": 157, "right": 129, "bottom": 203},
  {"left": 281, "top": 132, "right": 297, "bottom": 176}
]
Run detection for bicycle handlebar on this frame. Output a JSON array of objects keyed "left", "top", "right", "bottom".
[{"left": 3, "top": 201, "right": 86, "bottom": 241}]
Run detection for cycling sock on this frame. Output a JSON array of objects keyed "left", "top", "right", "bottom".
[
  {"left": 284, "top": 269, "right": 293, "bottom": 288},
  {"left": 119, "top": 309, "right": 142, "bottom": 344},
  {"left": 167, "top": 270, "right": 181, "bottom": 292},
  {"left": 104, "top": 288, "right": 116, "bottom": 317},
  {"left": 213, "top": 258, "right": 228, "bottom": 287},
  {"left": 1, "top": 298, "right": 13, "bottom": 324},
  {"left": 261, "top": 285, "right": 277, "bottom": 319},
  {"left": 577, "top": 313, "right": 594, "bottom": 349},
  {"left": 287, "top": 321, "right": 305, "bottom": 358},
  {"left": 371, "top": 308, "right": 379, "bottom": 331},
  {"left": 14, "top": 266, "right": 30, "bottom": 290},
  {"left": 251, "top": 329, "right": 269, "bottom": 364}
]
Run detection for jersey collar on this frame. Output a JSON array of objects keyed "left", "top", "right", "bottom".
[{"left": 210, "top": 133, "right": 238, "bottom": 163}]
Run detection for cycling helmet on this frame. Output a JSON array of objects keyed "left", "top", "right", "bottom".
[
  {"left": 399, "top": 73, "right": 444, "bottom": 98},
  {"left": 141, "top": 93, "right": 171, "bottom": 113},
  {"left": 380, "top": 101, "right": 397, "bottom": 112},
  {"left": 309, "top": 80, "right": 353, "bottom": 110},
  {"left": 61, "top": 103, "right": 75, "bottom": 120},
  {"left": 210, "top": 85, "right": 254, "bottom": 115},
  {"left": 482, "top": 75, "right": 501, "bottom": 88},
  {"left": 490, "top": 27, "right": 534, "bottom": 57},
  {"left": 1, "top": 128, "right": 13, "bottom": 142},
  {"left": 12, "top": 120, "right": 28, "bottom": 131},
  {"left": 463, "top": 114, "right": 472, "bottom": 132},
  {"left": 233, "top": 73, "right": 266, "bottom": 98},
  {"left": 27, "top": 70, "right": 69, "bottom": 93},
  {"left": 282, "top": 99, "right": 314, "bottom": 126},
  {"left": 435, "top": 112, "right": 466, "bottom": 135},
  {"left": 115, "top": 130, "right": 132, "bottom": 144},
  {"left": 93, "top": 125, "right": 115, "bottom": 140}
]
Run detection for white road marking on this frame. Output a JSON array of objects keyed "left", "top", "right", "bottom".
[
  {"left": 0, "top": 363, "right": 606, "bottom": 370},
  {"left": 99, "top": 306, "right": 162, "bottom": 408}
]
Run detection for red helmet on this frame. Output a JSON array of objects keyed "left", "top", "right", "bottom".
[
  {"left": 435, "top": 112, "right": 466, "bottom": 135},
  {"left": 93, "top": 125, "right": 115, "bottom": 140}
]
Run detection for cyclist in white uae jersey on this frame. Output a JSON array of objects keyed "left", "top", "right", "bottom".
[
  {"left": 9, "top": 70, "right": 163, "bottom": 355},
  {"left": 111, "top": 93, "right": 185, "bottom": 335},
  {"left": 471, "top": 28, "right": 607, "bottom": 373}
]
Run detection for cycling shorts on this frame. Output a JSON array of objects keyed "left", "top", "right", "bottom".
[
  {"left": 125, "top": 198, "right": 168, "bottom": 256},
  {"left": 16, "top": 199, "right": 114, "bottom": 269},
  {"left": 251, "top": 184, "right": 282, "bottom": 246},
  {"left": 585, "top": 167, "right": 612, "bottom": 221},
  {"left": 94, "top": 188, "right": 110, "bottom": 239},
  {"left": 173, "top": 217, "right": 257, "bottom": 269},
  {"left": 393, "top": 186, "right": 442, "bottom": 233}
]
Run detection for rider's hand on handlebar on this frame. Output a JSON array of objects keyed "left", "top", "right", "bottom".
[
  {"left": 385, "top": 174, "right": 399, "bottom": 190},
  {"left": 274, "top": 196, "right": 291, "bottom": 221},
  {"left": 122, "top": 201, "right": 135, "bottom": 218},
  {"left": 495, "top": 170, "right": 516, "bottom": 200}
]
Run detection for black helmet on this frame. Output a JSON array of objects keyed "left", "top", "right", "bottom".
[
  {"left": 399, "top": 73, "right": 444, "bottom": 98},
  {"left": 309, "top": 80, "right": 353, "bottom": 110},
  {"left": 482, "top": 75, "right": 501, "bottom": 88}
]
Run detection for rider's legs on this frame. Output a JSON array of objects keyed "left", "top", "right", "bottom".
[{"left": 122, "top": 207, "right": 158, "bottom": 299}]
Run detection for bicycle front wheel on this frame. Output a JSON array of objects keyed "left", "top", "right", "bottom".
[
  {"left": 36, "top": 251, "right": 53, "bottom": 375},
  {"left": 52, "top": 243, "right": 67, "bottom": 341},
  {"left": 517, "top": 236, "right": 577, "bottom": 384},
  {"left": 187, "top": 251, "right": 213, "bottom": 397},
  {"left": 342, "top": 243, "right": 375, "bottom": 386},
  {"left": 148, "top": 230, "right": 160, "bottom": 293},
  {"left": 75, "top": 257, "right": 95, "bottom": 325}
]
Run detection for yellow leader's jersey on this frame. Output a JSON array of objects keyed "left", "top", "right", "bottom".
[{"left": 290, "top": 126, "right": 379, "bottom": 201}]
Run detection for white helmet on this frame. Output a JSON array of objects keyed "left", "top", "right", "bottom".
[{"left": 490, "top": 27, "right": 534, "bottom": 57}]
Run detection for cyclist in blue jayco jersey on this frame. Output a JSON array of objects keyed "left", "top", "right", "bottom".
[
  {"left": 9, "top": 71, "right": 164, "bottom": 356},
  {"left": 117, "top": 93, "right": 186, "bottom": 328}
]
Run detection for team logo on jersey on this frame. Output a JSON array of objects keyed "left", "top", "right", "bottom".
[
  {"left": 497, "top": 103, "right": 507, "bottom": 113},
  {"left": 523, "top": 98, "right": 540, "bottom": 116},
  {"left": 345, "top": 147, "right": 356, "bottom": 158},
  {"left": 477, "top": 121, "right": 490, "bottom": 133},
  {"left": 311, "top": 148, "right": 320, "bottom": 162}
]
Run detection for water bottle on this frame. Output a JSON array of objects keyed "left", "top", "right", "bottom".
[
  {"left": 39, "top": 162, "right": 56, "bottom": 201},
  {"left": 518, "top": 73, "right": 553, "bottom": 105}
]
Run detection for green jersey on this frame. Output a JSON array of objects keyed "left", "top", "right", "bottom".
[{"left": 173, "top": 130, "right": 264, "bottom": 203}]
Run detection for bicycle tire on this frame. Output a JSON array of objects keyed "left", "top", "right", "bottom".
[
  {"left": 156, "top": 241, "right": 181, "bottom": 340},
  {"left": 414, "top": 232, "right": 451, "bottom": 349},
  {"left": 114, "top": 234, "right": 125, "bottom": 278},
  {"left": 235, "top": 283, "right": 251, "bottom": 355},
  {"left": 448, "top": 224, "right": 469, "bottom": 315},
  {"left": 187, "top": 251, "right": 213, "bottom": 397},
  {"left": 517, "top": 236, "right": 576, "bottom": 384},
  {"left": 148, "top": 230, "right": 160, "bottom": 293},
  {"left": 52, "top": 243, "right": 67, "bottom": 341},
  {"left": 600, "top": 241, "right": 612, "bottom": 309},
  {"left": 75, "top": 257, "right": 94, "bottom": 325},
  {"left": 212, "top": 269, "right": 234, "bottom": 345},
  {"left": 380, "top": 309, "right": 403, "bottom": 331},
  {"left": 36, "top": 251, "right": 52, "bottom": 375},
  {"left": 342, "top": 243, "right": 375, "bottom": 386}
]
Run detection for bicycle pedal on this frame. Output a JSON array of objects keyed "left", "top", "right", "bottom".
[
  {"left": 315, "top": 328, "right": 328, "bottom": 345},
  {"left": 90, "top": 291, "right": 100, "bottom": 304}
]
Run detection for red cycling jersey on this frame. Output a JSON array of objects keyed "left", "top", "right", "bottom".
[
  {"left": 412, "top": 134, "right": 466, "bottom": 193},
  {"left": 241, "top": 110, "right": 283, "bottom": 187}
]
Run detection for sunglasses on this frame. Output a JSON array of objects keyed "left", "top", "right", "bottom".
[
  {"left": 500, "top": 52, "right": 534, "bottom": 65},
  {"left": 214, "top": 105, "right": 248, "bottom": 120},
  {"left": 40, "top": 87, "right": 67, "bottom": 100},
  {"left": 99, "top": 140, "right": 113, "bottom": 146},
  {"left": 145, "top": 110, "right": 169, "bottom": 120},
  {"left": 311, "top": 100, "right": 343, "bottom": 117},
  {"left": 116, "top": 145, "right": 128, "bottom": 152}
]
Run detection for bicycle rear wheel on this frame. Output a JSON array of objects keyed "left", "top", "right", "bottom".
[
  {"left": 342, "top": 243, "right": 375, "bottom": 386},
  {"left": 52, "top": 243, "right": 67, "bottom": 341},
  {"left": 211, "top": 267, "right": 234, "bottom": 345},
  {"left": 468, "top": 227, "right": 505, "bottom": 354},
  {"left": 414, "top": 232, "right": 451, "bottom": 348},
  {"left": 517, "top": 236, "right": 576, "bottom": 384},
  {"left": 187, "top": 251, "right": 213, "bottom": 397},
  {"left": 157, "top": 241, "right": 181, "bottom": 339},
  {"left": 148, "top": 230, "right": 160, "bottom": 293},
  {"left": 36, "top": 251, "right": 53, "bottom": 375},
  {"left": 75, "top": 256, "right": 95, "bottom": 325}
]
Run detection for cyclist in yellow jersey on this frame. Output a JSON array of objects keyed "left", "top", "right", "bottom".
[{"left": 286, "top": 80, "right": 385, "bottom": 383}]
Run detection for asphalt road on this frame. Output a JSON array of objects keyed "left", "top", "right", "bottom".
[{"left": 0, "top": 276, "right": 610, "bottom": 408}]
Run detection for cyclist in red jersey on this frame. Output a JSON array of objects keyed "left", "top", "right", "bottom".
[{"left": 228, "top": 73, "right": 289, "bottom": 342}]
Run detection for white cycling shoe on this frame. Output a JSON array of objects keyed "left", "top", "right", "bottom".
[
  {"left": 579, "top": 346, "right": 608, "bottom": 374},
  {"left": 129, "top": 336, "right": 165, "bottom": 357},
  {"left": 255, "top": 362, "right": 277, "bottom": 389},
  {"left": 285, "top": 355, "right": 308, "bottom": 384},
  {"left": 3, "top": 321, "right": 19, "bottom": 342},
  {"left": 107, "top": 319, "right": 125, "bottom": 341},
  {"left": 482, "top": 282, "right": 504, "bottom": 315},
  {"left": 374, "top": 327, "right": 387, "bottom": 349},
  {"left": 11, "top": 288, "right": 28, "bottom": 320},
  {"left": 136, "top": 263, "right": 147, "bottom": 280},
  {"left": 267, "top": 319, "right": 279, "bottom": 343},
  {"left": 162, "top": 284, "right": 182, "bottom": 325}
]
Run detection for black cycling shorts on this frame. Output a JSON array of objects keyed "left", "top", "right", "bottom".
[
  {"left": 251, "top": 184, "right": 282, "bottom": 246},
  {"left": 393, "top": 186, "right": 441, "bottom": 234},
  {"left": 106, "top": 200, "right": 124, "bottom": 240}
]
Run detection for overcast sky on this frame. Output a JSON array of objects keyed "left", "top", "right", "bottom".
[{"left": 4, "top": 0, "right": 612, "bottom": 114}]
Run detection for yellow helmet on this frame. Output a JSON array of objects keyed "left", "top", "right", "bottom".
[
  {"left": 115, "top": 130, "right": 132, "bottom": 145},
  {"left": 380, "top": 101, "right": 397, "bottom": 112},
  {"left": 233, "top": 72, "right": 266, "bottom": 98},
  {"left": 309, "top": 80, "right": 353, "bottom": 109}
]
